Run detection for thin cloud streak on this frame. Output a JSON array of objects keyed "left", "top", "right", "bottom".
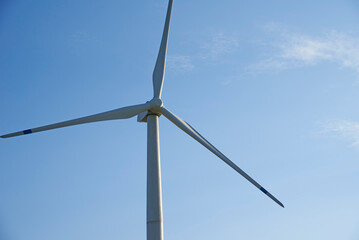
[
  {"left": 166, "top": 55, "right": 194, "bottom": 71},
  {"left": 200, "top": 32, "right": 239, "bottom": 59},
  {"left": 167, "top": 32, "right": 239, "bottom": 72},
  {"left": 252, "top": 29, "right": 359, "bottom": 75},
  {"left": 322, "top": 120, "right": 359, "bottom": 147}
]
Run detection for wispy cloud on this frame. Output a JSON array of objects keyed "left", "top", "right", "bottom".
[
  {"left": 200, "top": 32, "right": 239, "bottom": 59},
  {"left": 252, "top": 28, "right": 359, "bottom": 75},
  {"left": 67, "top": 31, "right": 103, "bottom": 51},
  {"left": 69, "top": 31, "right": 90, "bottom": 44},
  {"left": 322, "top": 120, "right": 359, "bottom": 147},
  {"left": 167, "top": 55, "right": 194, "bottom": 71},
  {"left": 167, "top": 32, "right": 239, "bottom": 73}
]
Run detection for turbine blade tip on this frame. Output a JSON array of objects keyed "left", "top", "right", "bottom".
[
  {"left": 1, "top": 130, "right": 30, "bottom": 138},
  {"left": 1, "top": 133, "right": 13, "bottom": 138}
]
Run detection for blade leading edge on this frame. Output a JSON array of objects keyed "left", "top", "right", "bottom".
[
  {"left": 1, "top": 102, "right": 151, "bottom": 138},
  {"left": 152, "top": 0, "right": 173, "bottom": 99},
  {"left": 160, "top": 107, "right": 284, "bottom": 208}
]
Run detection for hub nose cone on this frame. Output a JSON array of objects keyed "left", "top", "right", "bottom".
[
  {"left": 149, "top": 98, "right": 163, "bottom": 113},
  {"left": 150, "top": 98, "right": 163, "bottom": 107}
]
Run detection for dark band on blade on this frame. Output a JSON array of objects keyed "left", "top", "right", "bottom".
[
  {"left": 23, "top": 129, "right": 32, "bottom": 135},
  {"left": 260, "top": 187, "right": 268, "bottom": 194}
]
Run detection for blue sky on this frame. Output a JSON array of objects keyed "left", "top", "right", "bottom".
[{"left": 1, "top": 0, "right": 359, "bottom": 239}]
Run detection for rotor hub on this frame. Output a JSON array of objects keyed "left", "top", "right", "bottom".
[{"left": 149, "top": 98, "right": 163, "bottom": 114}]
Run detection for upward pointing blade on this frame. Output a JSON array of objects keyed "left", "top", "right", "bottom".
[
  {"left": 153, "top": 0, "right": 173, "bottom": 99},
  {"left": 160, "top": 107, "right": 284, "bottom": 208},
  {"left": 1, "top": 103, "right": 151, "bottom": 138}
]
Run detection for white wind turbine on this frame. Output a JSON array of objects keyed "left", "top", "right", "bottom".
[{"left": 1, "top": 0, "right": 284, "bottom": 239}]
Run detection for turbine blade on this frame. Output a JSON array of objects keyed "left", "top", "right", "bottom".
[
  {"left": 152, "top": 0, "right": 173, "bottom": 99},
  {"left": 1, "top": 102, "right": 151, "bottom": 138},
  {"left": 160, "top": 107, "right": 284, "bottom": 208}
]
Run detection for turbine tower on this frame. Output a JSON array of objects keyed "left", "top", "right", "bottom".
[{"left": 1, "top": 1, "right": 284, "bottom": 239}]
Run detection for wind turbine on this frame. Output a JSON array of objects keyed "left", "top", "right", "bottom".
[{"left": 1, "top": 0, "right": 284, "bottom": 239}]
